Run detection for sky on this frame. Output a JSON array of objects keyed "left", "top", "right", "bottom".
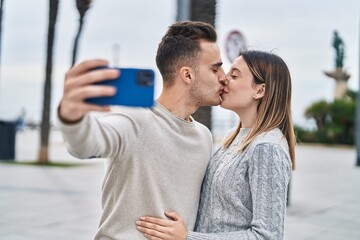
[{"left": 0, "top": 0, "right": 359, "bottom": 134}]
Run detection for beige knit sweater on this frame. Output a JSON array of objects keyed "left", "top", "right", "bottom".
[{"left": 57, "top": 102, "right": 212, "bottom": 240}]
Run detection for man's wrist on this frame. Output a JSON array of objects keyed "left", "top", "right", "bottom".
[{"left": 57, "top": 104, "right": 84, "bottom": 124}]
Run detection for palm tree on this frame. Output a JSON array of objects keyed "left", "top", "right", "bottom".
[
  {"left": 38, "top": 0, "right": 59, "bottom": 164},
  {"left": 190, "top": 0, "right": 217, "bottom": 130},
  {"left": 190, "top": 0, "right": 216, "bottom": 26},
  {"left": 71, "top": 0, "right": 92, "bottom": 67}
]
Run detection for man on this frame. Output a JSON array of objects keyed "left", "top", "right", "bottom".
[{"left": 57, "top": 21, "right": 225, "bottom": 239}]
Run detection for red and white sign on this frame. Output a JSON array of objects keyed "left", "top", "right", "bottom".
[{"left": 225, "top": 30, "right": 246, "bottom": 63}]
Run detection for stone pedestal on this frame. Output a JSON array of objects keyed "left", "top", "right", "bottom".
[{"left": 324, "top": 68, "right": 350, "bottom": 99}]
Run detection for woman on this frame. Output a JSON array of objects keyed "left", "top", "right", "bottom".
[{"left": 136, "top": 50, "right": 296, "bottom": 240}]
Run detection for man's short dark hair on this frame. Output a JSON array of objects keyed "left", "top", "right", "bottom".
[{"left": 156, "top": 21, "right": 217, "bottom": 87}]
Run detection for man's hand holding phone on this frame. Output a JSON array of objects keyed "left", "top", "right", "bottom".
[
  {"left": 58, "top": 59, "right": 155, "bottom": 124},
  {"left": 59, "top": 59, "right": 119, "bottom": 123}
]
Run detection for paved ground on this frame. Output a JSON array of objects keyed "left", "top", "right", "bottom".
[
  {"left": 285, "top": 144, "right": 360, "bottom": 240},
  {"left": 0, "top": 129, "right": 360, "bottom": 240}
]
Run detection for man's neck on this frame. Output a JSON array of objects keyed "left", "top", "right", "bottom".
[{"left": 157, "top": 91, "right": 198, "bottom": 122}]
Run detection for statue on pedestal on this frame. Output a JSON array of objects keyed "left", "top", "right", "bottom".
[
  {"left": 332, "top": 30, "right": 345, "bottom": 69},
  {"left": 324, "top": 30, "right": 350, "bottom": 99}
]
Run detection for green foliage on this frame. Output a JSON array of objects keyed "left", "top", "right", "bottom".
[
  {"left": 296, "top": 90, "right": 356, "bottom": 145},
  {"left": 304, "top": 100, "right": 330, "bottom": 132},
  {"left": 0, "top": 161, "right": 86, "bottom": 167}
]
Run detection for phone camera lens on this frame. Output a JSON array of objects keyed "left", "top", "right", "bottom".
[{"left": 137, "top": 70, "right": 154, "bottom": 87}]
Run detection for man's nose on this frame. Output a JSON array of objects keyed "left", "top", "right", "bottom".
[{"left": 219, "top": 74, "right": 228, "bottom": 86}]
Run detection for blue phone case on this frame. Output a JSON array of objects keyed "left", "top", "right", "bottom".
[{"left": 86, "top": 68, "right": 155, "bottom": 107}]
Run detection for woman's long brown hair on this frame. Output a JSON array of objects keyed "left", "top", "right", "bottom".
[{"left": 223, "top": 50, "right": 296, "bottom": 170}]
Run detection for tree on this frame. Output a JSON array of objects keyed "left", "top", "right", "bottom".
[
  {"left": 38, "top": 0, "right": 59, "bottom": 163},
  {"left": 71, "top": 0, "right": 92, "bottom": 67},
  {"left": 305, "top": 100, "right": 329, "bottom": 132},
  {"left": 190, "top": 0, "right": 216, "bottom": 26},
  {"left": 190, "top": 0, "right": 217, "bottom": 130},
  {"left": 300, "top": 90, "right": 357, "bottom": 145},
  {"left": 328, "top": 93, "right": 356, "bottom": 144}
]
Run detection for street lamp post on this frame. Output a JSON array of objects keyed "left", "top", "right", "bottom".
[
  {"left": 177, "top": 0, "right": 190, "bottom": 21},
  {"left": 356, "top": 12, "right": 360, "bottom": 167}
]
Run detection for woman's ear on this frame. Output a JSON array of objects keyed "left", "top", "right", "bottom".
[
  {"left": 179, "top": 67, "right": 193, "bottom": 84},
  {"left": 254, "top": 83, "right": 266, "bottom": 99}
]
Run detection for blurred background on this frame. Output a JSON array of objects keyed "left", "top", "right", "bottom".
[
  {"left": 0, "top": 0, "right": 359, "bottom": 131},
  {"left": 0, "top": 0, "right": 360, "bottom": 239}
]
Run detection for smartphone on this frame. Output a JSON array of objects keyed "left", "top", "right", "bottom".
[{"left": 86, "top": 67, "right": 155, "bottom": 107}]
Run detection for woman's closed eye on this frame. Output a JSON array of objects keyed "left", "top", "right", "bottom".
[{"left": 230, "top": 74, "right": 238, "bottom": 79}]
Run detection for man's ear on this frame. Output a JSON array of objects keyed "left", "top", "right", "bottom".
[
  {"left": 254, "top": 83, "right": 266, "bottom": 99},
  {"left": 179, "top": 67, "right": 193, "bottom": 84}
]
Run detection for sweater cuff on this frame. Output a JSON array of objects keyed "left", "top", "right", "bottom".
[
  {"left": 186, "top": 231, "right": 204, "bottom": 240},
  {"left": 55, "top": 112, "right": 90, "bottom": 137}
]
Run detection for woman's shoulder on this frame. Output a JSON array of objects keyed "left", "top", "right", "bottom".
[
  {"left": 247, "top": 128, "right": 292, "bottom": 170},
  {"left": 250, "top": 128, "right": 289, "bottom": 153}
]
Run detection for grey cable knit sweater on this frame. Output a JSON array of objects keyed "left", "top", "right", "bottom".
[{"left": 187, "top": 128, "right": 292, "bottom": 240}]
